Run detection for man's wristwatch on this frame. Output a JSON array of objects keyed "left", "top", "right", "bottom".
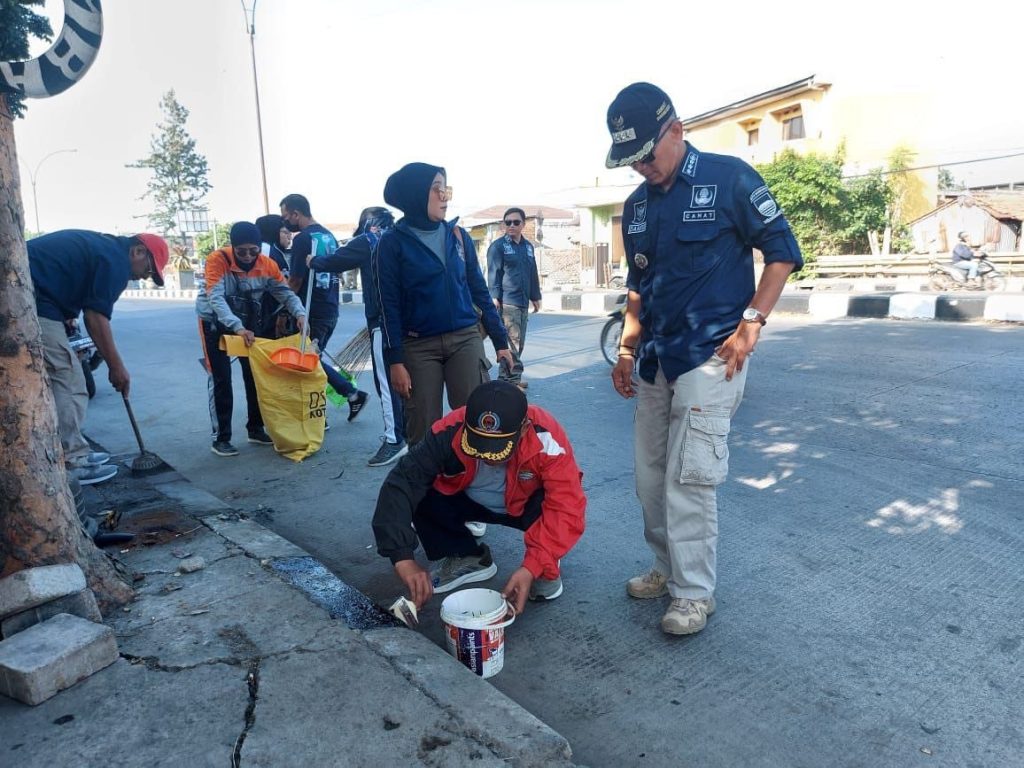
[{"left": 742, "top": 307, "right": 766, "bottom": 326}]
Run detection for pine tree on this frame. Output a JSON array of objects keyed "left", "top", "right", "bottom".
[
  {"left": 128, "top": 90, "right": 212, "bottom": 238},
  {"left": 0, "top": 0, "right": 53, "bottom": 117}
]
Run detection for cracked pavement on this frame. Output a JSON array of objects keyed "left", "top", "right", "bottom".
[{"left": 0, "top": 520, "right": 575, "bottom": 767}]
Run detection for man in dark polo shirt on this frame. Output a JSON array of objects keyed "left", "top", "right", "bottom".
[
  {"left": 604, "top": 83, "right": 803, "bottom": 635},
  {"left": 27, "top": 230, "right": 169, "bottom": 485},
  {"left": 487, "top": 207, "right": 542, "bottom": 389}
]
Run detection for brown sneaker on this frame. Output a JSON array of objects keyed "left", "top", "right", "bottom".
[
  {"left": 626, "top": 569, "right": 669, "bottom": 599},
  {"left": 660, "top": 597, "right": 716, "bottom": 635}
]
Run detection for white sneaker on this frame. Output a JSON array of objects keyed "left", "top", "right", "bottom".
[
  {"left": 465, "top": 521, "right": 487, "bottom": 538},
  {"left": 661, "top": 597, "right": 716, "bottom": 635},
  {"left": 70, "top": 464, "right": 117, "bottom": 486}
]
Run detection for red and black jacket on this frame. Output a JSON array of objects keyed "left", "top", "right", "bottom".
[{"left": 372, "top": 404, "right": 586, "bottom": 580}]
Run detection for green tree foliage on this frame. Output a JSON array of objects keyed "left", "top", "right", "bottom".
[
  {"left": 757, "top": 148, "right": 845, "bottom": 266},
  {"left": 0, "top": 0, "right": 53, "bottom": 118},
  {"left": 128, "top": 90, "right": 211, "bottom": 238},
  {"left": 937, "top": 168, "right": 957, "bottom": 190},
  {"left": 193, "top": 222, "right": 232, "bottom": 259},
  {"left": 757, "top": 145, "right": 914, "bottom": 271}
]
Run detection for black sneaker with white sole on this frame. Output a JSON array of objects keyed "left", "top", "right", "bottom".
[
  {"left": 430, "top": 544, "right": 497, "bottom": 593},
  {"left": 347, "top": 390, "right": 369, "bottom": 421},
  {"left": 211, "top": 440, "right": 239, "bottom": 457},
  {"left": 529, "top": 576, "right": 564, "bottom": 602},
  {"left": 247, "top": 428, "right": 273, "bottom": 445}
]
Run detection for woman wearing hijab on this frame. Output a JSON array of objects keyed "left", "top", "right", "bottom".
[
  {"left": 374, "top": 163, "right": 513, "bottom": 445},
  {"left": 196, "top": 221, "right": 306, "bottom": 456}
]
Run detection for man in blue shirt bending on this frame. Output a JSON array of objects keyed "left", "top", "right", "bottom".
[{"left": 27, "top": 230, "right": 169, "bottom": 485}]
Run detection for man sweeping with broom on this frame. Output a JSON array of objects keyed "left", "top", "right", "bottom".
[{"left": 308, "top": 206, "right": 407, "bottom": 467}]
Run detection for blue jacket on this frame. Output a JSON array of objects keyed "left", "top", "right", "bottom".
[
  {"left": 373, "top": 219, "right": 508, "bottom": 365},
  {"left": 310, "top": 231, "right": 381, "bottom": 328}
]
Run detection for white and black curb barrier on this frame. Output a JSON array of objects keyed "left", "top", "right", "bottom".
[{"left": 776, "top": 292, "right": 1024, "bottom": 323}]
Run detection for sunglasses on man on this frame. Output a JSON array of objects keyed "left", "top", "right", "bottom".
[
  {"left": 504, "top": 219, "right": 523, "bottom": 227},
  {"left": 235, "top": 246, "right": 261, "bottom": 257}
]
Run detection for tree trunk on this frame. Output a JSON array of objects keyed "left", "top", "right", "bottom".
[{"left": 0, "top": 103, "right": 132, "bottom": 613}]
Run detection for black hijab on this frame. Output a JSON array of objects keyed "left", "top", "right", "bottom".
[
  {"left": 383, "top": 162, "right": 445, "bottom": 231},
  {"left": 255, "top": 214, "right": 285, "bottom": 247}
]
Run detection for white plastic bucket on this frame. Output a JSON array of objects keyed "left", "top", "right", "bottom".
[{"left": 440, "top": 588, "right": 516, "bottom": 679}]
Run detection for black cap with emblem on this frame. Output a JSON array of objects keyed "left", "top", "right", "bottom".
[
  {"left": 461, "top": 381, "right": 528, "bottom": 463},
  {"left": 605, "top": 82, "right": 676, "bottom": 169}
]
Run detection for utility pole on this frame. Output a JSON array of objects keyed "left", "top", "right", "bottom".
[{"left": 241, "top": 0, "right": 270, "bottom": 214}]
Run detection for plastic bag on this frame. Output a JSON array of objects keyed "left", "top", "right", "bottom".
[{"left": 221, "top": 333, "right": 327, "bottom": 461}]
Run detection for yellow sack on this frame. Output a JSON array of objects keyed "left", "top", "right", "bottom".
[{"left": 222, "top": 333, "right": 327, "bottom": 462}]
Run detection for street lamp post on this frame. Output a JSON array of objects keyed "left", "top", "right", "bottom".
[
  {"left": 240, "top": 0, "right": 270, "bottom": 215},
  {"left": 25, "top": 148, "right": 77, "bottom": 233}
]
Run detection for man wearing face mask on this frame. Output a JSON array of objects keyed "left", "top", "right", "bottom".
[{"left": 196, "top": 221, "right": 307, "bottom": 457}]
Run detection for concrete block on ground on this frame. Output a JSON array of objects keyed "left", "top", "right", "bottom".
[
  {"left": 580, "top": 292, "right": 608, "bottom": 315},
  {"left": 775, "top": 293, "right": 810, "bottom": 315},
  {"left": 1, "top": 590, "right": 102, "bottom": 640},
  {"left": 847, "top": 294, "right": 893, "bottom": 319},
  {"left": 0, "top": 613, "right": 117, "bottom": 705},
  {"left": 890, "top": 293, "right": 937, "bottom": 319},
  {"left": 0, "top": 565, "right": 87, "bottom": 619},
  {"left": 560, "top": 293, "right": 582, "bottom": 312},
  {"left": 983, "top": 294, "right": 1024, "bottom": 322},
  {"left": 936, "top": 295, "right": 985, "bottom": 321},
  {"left": 808, "top": 293, "right": 851, "bottom": 319}
]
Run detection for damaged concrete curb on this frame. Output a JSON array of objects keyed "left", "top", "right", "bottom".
[{"left": 149, "top": 472, "right": 578, "bottom": 766}]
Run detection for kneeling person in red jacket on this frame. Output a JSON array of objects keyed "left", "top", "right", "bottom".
[{"left": 372, "top": 380, "right": 586, "bottom": 614}]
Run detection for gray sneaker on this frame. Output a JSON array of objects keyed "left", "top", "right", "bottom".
[
  {"left": 529, "top": 576, "right": 563, "bottom": 602},
  {"left": 367, "top": 440, "right": 408, "bottom": 467},
  {"left": 211, "top": 440, "right": 239, "bottom": 457},
  {"left": 70, "top": 463, "right": 117, "bottom": 486},
  {"left": 86, "top": 451, "right": 110, "bottom": 466},
  {"left": 430, "top": 544, "right": 497, "bottom": 593}
]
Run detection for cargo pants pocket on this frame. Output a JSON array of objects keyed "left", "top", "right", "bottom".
[{"left": 679, "top": 407, "right": 731, "bottom": 485}]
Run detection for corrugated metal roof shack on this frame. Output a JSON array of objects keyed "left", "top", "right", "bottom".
[{"left": 910, "top": 192, "right": 1023, "bottom": 253}]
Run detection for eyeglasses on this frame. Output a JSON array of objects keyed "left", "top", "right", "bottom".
[
  {"left": 636, "top": 119, "right": 677, "bottom": 166},
  {"left": 235, "top": 246, "right": 260, "bottom": 257},
  {"left": 431, "top": 184, "right": 453, "bottom": 202},
  {"left": 504, "top": 219, "right": 523, "bottom": 227}
]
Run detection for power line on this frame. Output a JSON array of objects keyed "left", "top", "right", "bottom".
[{"left": 843, "top": 151, "right": 1024, "bottom": 179}]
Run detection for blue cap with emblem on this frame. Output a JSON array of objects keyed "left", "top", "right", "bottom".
[
  {"left": 460, "top": 381, "right": 528, "bottom": 463},
  {"left": 605, "top": 82, "right": 676, "bottom": 169}
]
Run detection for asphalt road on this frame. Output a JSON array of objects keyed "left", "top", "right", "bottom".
[{"left": 83, "top": 300, "right": 1024, "bottom": 768}]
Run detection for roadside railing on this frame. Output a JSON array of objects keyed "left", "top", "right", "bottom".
[{"left": 812, "top": 253, "right": 1024, "bottom": 279}]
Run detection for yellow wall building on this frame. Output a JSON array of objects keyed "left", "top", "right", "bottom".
[{"left": 680, "top": 75, "right": 937, "bottom": 223}]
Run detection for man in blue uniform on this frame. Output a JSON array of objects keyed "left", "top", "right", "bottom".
[
  {"left": 27, "top": 230, "right": 169, "bottom": 485},
  {"left": 604, "top": 83, "right": 803, "bottom": 635},
  {"left": 487, "top": 207, "right": 542, "bottom": 389}
]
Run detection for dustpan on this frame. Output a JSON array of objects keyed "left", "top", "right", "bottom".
[{"left": 271, "top": 244, "right": 320, "bottom": 372}]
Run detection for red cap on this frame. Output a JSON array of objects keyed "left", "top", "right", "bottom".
[{"left": 135, "top": 234, "right": 169, "bottom": 287}]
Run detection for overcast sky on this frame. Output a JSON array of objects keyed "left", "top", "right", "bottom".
[{"left": 14, "top": 0, "right": 1024, "bottom": 235}]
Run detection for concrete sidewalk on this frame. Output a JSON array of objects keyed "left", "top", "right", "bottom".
[{"left": 0, "top": 458, "right": 576, "bottom": 768}]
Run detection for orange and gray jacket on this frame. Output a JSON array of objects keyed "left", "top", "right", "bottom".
[{"left": 195, "top": 247, "right": 306, "bottom": 333}]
